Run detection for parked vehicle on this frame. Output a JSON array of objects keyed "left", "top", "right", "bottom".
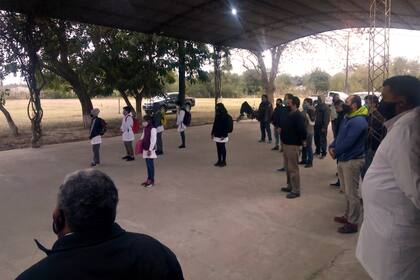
[
  {"left": 143, "top": 92, "right": 196, "bottom": 113},
  {"left": 351, "top": 91, "right": 381, "bottom": 105},
  {"left": 325, "top": 91, "right": 348, "bottom": 105}
]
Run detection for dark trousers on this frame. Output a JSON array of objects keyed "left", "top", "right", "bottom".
[
  {"left": 92, "top": 144, "right": 100, "bottom": 164},
  {"left": 273, "top": 126, "right": 280, "bottom": 147},
  {"left": 145, "top": 158, "right": 155, "bottom": 182},
  {"left": 259, "top": 121, "right": 272, "bottom": 141},
  {"left": 156, "top": 132, "right": 163, "bottom": 153},
  {"left": 180, "top": 131, "right": 186, "bottom": 146},
  {"left": 124, "top": 141, "right": 134, "bottom": 157},
  {"left": 314, "top": 127, "right": 327, "bottom": 156},
  {"left": 301, "top": 132, "right": 313, "bottom": 164},
  {"left": 361, "top": 148, "right": 375, "bottom": 179},
  {"left": 216, "top": 142, "right": 227, "bottom": 163}
]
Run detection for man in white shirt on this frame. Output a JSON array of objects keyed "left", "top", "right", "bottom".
[
  {"left": 120, "top": 106, "right": 135, "bottom": 161},
  {"left": 356, "top": 75, "right": 420, "bottom": 280}
]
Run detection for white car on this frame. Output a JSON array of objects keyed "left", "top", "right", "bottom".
[
  {"left": 351, "top": 92, "right": 382, "bottom": 105},
  {"left": 325, "top": 91, "right": 348, "bottom": 105}
]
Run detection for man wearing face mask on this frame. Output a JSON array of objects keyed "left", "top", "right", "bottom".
[
  {"left": 16, "top": 169, "right": 184, "bottom": 280},
  {"left": 271, "top": 98, "right": 287, "bottom": 151},
  {"left": 314, "top": 95, "right": 331, "bottom": 159},
  {"left": 257, "top": 94, "right": 273, "bottom": 143},
  {"left": 356, "top": 75, "right": 420, "bottom": 280},
  {"left": 329, "top": 95, "right": 368, "bottom": 234}
]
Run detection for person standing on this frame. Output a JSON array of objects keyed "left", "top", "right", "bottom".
[
  {"left": 330, "top": 93, "right": 341, "bottom": 138},
  {"left": 330, "top": 99, "right": 345, "bottom": 188},
  {"left": 277, "top": 93, "right": 293, "bottom": 172},
  {"left": 211, "top": 103, "right": 233, "bottom": 167},
  {"left": 140, "top": 115, "right": 157, "bottom": 188},
  {"left": 257, "top": 94, "right": 273, "bottom": 143},
  {"left": 329, "top": 95, "right": 368, "bottom": 234},
  {"left": 301, "top": 98, "right": 316, "bottom": 168},
  {"left": 361, "top": 95, "right": 386, "bottom": 178},
  {"left": 314, "top": 95, "right": 331, "bottom": 159},
  {"left": 120, "top": 106, "right": 135, "bottom": 161},
  {"left": 280, "top": 96, "right": 307, "bottom": 199},
  {"left": 154, "top": 107, "right": 166, "bottom": 155},
  {"left": 271, "top": 98, "right": 288, "bottom": 151},
  {"left": 356, "top": 76, "right": 420, "bottom": 280},
  {"left": 176, "top": 103, "right": 187, "bottom": 149},
  {"left": 89, "top": 108, "right": 104, "bottom": 167}
]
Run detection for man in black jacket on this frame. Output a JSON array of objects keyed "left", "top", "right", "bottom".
[
  {"left": 280, "top": 96, "right": 307, "bottom": 199},
  {"left": 16, "top": 169, "right": 184, "bottom": 280},
  {"left": 89, "top": 108, "right": 104, "bottom": 167},
  {"left": 314, "top": 96, "right": 331, "bottom": 159},
  {"left": 271, "top": 98, "right": 288, "bottom": 151},
  {"left": 257, "top": 94, "right": 273, "bottom": 143}
]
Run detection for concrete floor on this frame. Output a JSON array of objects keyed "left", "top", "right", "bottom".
[{"left": 0, "top": 121, "right": 370, "bottom": 280}]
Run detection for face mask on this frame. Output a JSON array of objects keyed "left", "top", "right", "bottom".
[
  {"left": 342, "top": 104, "right": 352, "bottom": 114},
  {"left": 303, "top": 103, "right": 309, "bottom": 110},
  {"left": 378, "top": 100, "right": 398, "bottom": 120},
  {"left": 142, "top": 121, "right": 148, "bottom": 127}
]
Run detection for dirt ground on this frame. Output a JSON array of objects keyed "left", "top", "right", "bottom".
[
  {"left": 0, "top": 121, "right": 370, "bottom": 280},
  {"left": 0, "top": 98, "right": 261, "bottom": 151}
]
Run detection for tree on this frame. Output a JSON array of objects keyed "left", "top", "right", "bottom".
[
  {"left": 276, "top": 74, "right": 293, "bottom": 91},
  {"left": 0, "top": 87, "right": 19, "bottom": 136},
  {"left": 329, "top": 72, "right": 346, "bottom": 91},
  {"left": 391, "top": 57, "right": 420, "bottom": 76},
  {"left": 242, "top": 69, "right": 262, "bottom": 96},
  {"left": 0, "top": 12, "right": 45, "bottom": 146},
  {"left": 307, "top": 69, "right": 330, "bottom": 94}
]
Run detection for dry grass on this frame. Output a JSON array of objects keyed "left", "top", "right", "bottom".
[{"left": 0, "top": 97, "right": 260, "bottom": 151}]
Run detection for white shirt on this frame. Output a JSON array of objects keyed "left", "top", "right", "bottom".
[
  {"left": 176, "top": 110, "right": 186, "bottom": 132},
  {"left": 140, "top": 127, "right": 157, "bottom": 159},
  {"left": 120, "top": 115, "right": 135, "bottom": 142},
  {"left": 356, "top": 107, "right": 420, "bottom": 280}
]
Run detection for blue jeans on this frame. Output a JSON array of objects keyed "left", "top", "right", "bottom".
[
  {"left": 145, "top": 158, "right": 155, "bottom": 182},
  {"left": 302, "top": 133, "right": 313, "bottom": 164}
]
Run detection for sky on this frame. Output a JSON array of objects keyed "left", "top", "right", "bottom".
[{"left": 3, "top": 28, "right": 420, "bottom": 85}]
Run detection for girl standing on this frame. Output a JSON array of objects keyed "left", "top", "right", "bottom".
[
  {"left": 211, "top": 103, "right": 233, "bottom": 167},
  {"left": 140, "top": 115, "right": 157, "bottom": 188},
  {"left": 121, "top": 106, "right": 135, "bottom": 161},
  {"left": 176, "top": 103, "right": 186, "bottom": 149}
]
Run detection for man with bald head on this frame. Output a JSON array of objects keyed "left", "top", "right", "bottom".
[{"left": 329, "top": 94, "right": 368, "bottom": 234}]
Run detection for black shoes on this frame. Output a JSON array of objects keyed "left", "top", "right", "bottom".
[
  {"left": 304, "top": 163, "right": 313, "bottom": 168},
  {"left": 281, "top": 186, "right": 292, "bottom": 192},
  {"left": 330, "top": 181, "right": 340, "bottom": 187},
  {"left": 214, "top": 162, "right": 226, "bottom": 167},
  {"left": 126, "top": 156, "right": 135, "bottom": 161},
  {"left": 122, "top": 156, "right": 129, "bottom": 160},
  {"left": 179, "top": 145, "right": 186, "bottom": 149},
  {"left": 271, "top": 146, "right": 279, "bottom": 151},
  {"left": 286, "top": 192, "right": 300, "bottom": 199},
  {"left": 298, "top": 161, "right": 306, "bottom": 165},
  {"left": 277, "top": 167, "right": 286, "bottom": 172}
]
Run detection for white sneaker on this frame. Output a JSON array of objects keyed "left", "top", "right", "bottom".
[{"left": 144, "top": 182, "right": 154, "bottom": 188}]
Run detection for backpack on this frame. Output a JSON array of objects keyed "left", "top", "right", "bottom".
[
  {"left": 227, "top": 115, "right": 234, "bottom": 133},
  {"left": 132, "top": 117, "right": 140, "bottom": 134},
  {"left": 183, "top": 110, "right": 191, "bottom": 126},
  {"left": 99, "top": 118, "right": 107, "bottom": 135}
]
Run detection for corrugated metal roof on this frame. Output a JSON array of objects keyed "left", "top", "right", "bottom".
[{"left": 1, "top": 0, "right": 419, "bottom": 50}]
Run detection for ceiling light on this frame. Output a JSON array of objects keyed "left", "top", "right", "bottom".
[{"left": 231, "top": 8, "right": 237, "bottom": 16}]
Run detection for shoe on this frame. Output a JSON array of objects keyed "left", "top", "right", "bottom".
[
  {"left": 298, "top": 160, "right": 306, "bottom": 165},
  {"left": 126, "top": 156, "right": 135, "bottom": 161},
  {"left": 144, "top": 180, "right": 154, "bottom": 188},
  {"left": 122, "top": 156, "right": 129, "bottom": 160},
  {"left": 334, "top": 216, "right": 348, "bottom": 224},
  {"left": 271, "top": 146, "right": 279, "bottom": 151},
  {"left": 179, "top": 145, "right": 186, "bottom": 149},
  {"left": 338, "top": 223, "right": 358, "bottom": 234},
  {"left": 330, "top": 181, "right": 340, "bottom": 187},
  {"left": 214, "top": 162, "right": 221, "bottom": 167},
  {"left": 141, "top": 180, "right": 148, "bottom": 186},
  {"left": 258, "top": 140, "right": 265, "bottom": 143},
  {"left": 319, "top": 155, "right": 326, "bottom": 159},
  {"left": 281, "top": 186, "right": 292, "bottom": 192},
  {"left": 219, "top": 162, "right": 226, "bottom": 167},
  {"left": 90, "top": 162, "right": 96, "bottom": 167},
  {"left": 277, "top": 167, "right": 286, "bottom": 172},
  {"left": 304, "top": 163, "right": 313, "bottom": 168},
  {"left": 286, "top": 192, "right": 300, "bottom": 199}
]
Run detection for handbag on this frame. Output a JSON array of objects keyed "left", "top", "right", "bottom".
[{"left": 135, "top": 139, "right": 143, "bottom": 155}]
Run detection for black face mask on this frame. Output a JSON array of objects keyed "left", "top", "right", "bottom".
[
  {"left": 342, "top": 104, "right": 352, "bottom": 114},
  {"left": 378, "top": 100, "right": 398, "bottom": 120}
]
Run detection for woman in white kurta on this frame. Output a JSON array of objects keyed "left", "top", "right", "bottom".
[
  {"left": 176, "top": 106, "right": 186, "bottom": 148},
  {"left": 121, "top": 107, "right": 135, "bottom": 161},
  {"left": 140, "top": 115, "right": 157, "bottom": 188}
]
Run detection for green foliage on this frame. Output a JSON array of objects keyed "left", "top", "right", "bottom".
[
  {"left": 0, "top": 88, "right": 10, "bottom": 106},
  {"left": 306, "top": 69, "right": 330, "bottom": 94},
  {"left": 242, "top": 69, "right": 262, "bottom": 95}
]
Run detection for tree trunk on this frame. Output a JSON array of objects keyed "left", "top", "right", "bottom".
[
  {"left": 213, "top": 45, "right": 222, "bottom": 107},
  {"left": 135, "top": 94, "right": 143, "bottom": 120},
  {"left": 178, "top": 40, "right": 186, "bottom": 106},
  {"left": 72, "top": 83, "right": 93, "bottom": 128},
  {"left": 119, "top": 90, "right": 136, "bottom": 116},
  {"left": 0, "top": 104, "right": 19, "bottom": 136}
]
